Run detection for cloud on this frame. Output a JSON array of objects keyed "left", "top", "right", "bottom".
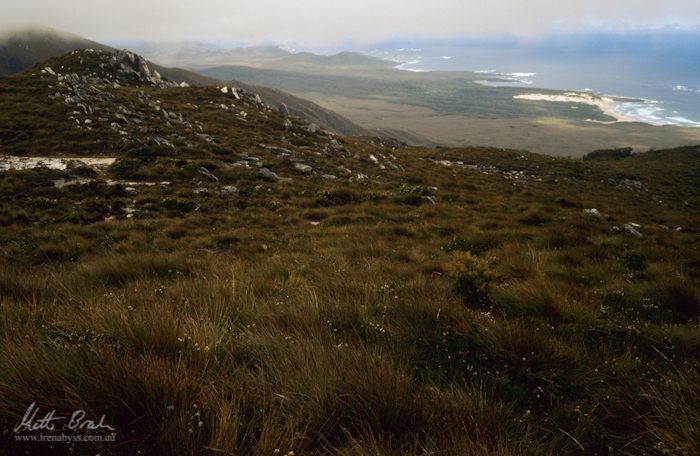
[{"left": 1, "top": 0, "right": 699, "bottom": 45}]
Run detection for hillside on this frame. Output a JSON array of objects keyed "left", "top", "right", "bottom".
[
  {"left": 0, "top": 28, "right": 370, "bottom": 137},
  {"left": 0, "top": 50, "right": 699, "bottom": 455}
]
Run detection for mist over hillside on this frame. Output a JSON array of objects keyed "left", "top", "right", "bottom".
[{"left": 0, "top": 25, "right": 112, "bottom": 75}]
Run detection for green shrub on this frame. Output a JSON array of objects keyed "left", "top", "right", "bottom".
[
  {"left": 398, "top": 183, "right": 432, "bottom": 196},
  {"left": 442, "top": 236, "right": 500, "bottom": 255},
  {"left": 442, "top": 237, "right": 473, "bottom": 253},
  {"left": 443, "top": 251, "right": 495, "bottom": 307},
  {"left": 161, "top": 197, "right": 196, "bottom": 214},
  {"left": 623, "top": 252, "right": 647, "bottom": 271},
  {"left": 109, "top": 157, "right": 144, "bottom": 178},
  {"left": 582, "top": 147, "right": 633, "bottom": 161},
  {"left": 314, "top": 189, "right": 357, "bottom": 205}
]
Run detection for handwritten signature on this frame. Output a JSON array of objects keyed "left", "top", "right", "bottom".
[{"left": 13, "top": 402, "right": 116, "bottom": 433}]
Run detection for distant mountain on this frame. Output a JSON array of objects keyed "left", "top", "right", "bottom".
[
  {"left": 123, "top": 42, "right": 392, "bottom": 72},
  {"left": 123, "top": 42, "right": 291, "bottom": 65},
  {"left": 0, "top": 27, "right": 371, "bottom": 137}
]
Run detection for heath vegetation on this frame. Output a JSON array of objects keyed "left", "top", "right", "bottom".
[{"left": 0, "top": 50, "right": 698, "bottom": 455}]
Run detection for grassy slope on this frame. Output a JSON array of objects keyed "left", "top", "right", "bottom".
[
  {"left": 0, "top": 52, "right": 699, "bottom": 455},
  {"left": 238, "top": 83, "right": 372, "bottom": 137}
]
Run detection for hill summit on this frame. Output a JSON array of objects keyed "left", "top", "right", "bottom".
[{"left": 42, "top": 48, "right": 189, "bottom": 88}]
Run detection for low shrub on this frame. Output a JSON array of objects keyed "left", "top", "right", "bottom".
[
  {"left": 582, "top": 147, "right": 633, "bottom": 161},
  {"left": 314, "top": 189, "right": 358, "bottom": 206},
  {"left": 443, "top": 251, "right": 495, "bottom": 307}
]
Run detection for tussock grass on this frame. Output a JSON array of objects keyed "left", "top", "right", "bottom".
[
  {"left": 641, "top": 365, "right": 700, "bottom": 454},
  {"left": 1, "top": 63, "right": 699, "bottom": 453},
  {"left": 77, "top": 253, "right": 194, "bottom": 287}
]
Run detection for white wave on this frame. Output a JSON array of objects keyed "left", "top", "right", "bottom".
[
  {"left": 473, "top": 70, "right": 537, "bottom": 85},
  {"left": 397, "top": 68, "right": 430, "bottom": 73},
  {"left": 393, "top": 59, "right": 431, "bottom": 72},
  {"left": 672, "top": 84, "right": 700, "bottom": 94},
  {"left": 440, "top": 56, "right": 452, "bottom": 60},
  {"left": 614, "top": 101, "right": 700, "bottom": 127},
  {"left": 475, "top": 80, "right": 529, "bottom": 88},
  {"left": 514, "top": 91, "right": 700, "bottom": 128}
]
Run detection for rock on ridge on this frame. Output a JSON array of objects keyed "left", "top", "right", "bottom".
[{"left": 111, "top": 50, "right": 168, "bottom": 86}]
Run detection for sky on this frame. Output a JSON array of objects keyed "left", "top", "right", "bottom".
[{"left": 2, "top": 0, "right": 700, "bottom": 46}]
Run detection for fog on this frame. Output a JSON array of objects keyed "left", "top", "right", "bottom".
[{"left": 1, "top": 0, "right": 699, "bottom": 46}]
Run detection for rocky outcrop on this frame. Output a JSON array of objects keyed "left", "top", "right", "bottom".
[{"left": 111, "top": 50, "right": 172, "bottom": 87}]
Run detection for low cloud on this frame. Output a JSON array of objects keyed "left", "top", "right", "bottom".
[{"left": 1, "top": 0, "right": 699, "bottom": 46}]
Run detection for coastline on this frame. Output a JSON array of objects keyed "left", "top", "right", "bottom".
[
  {"left": 513, "top": 92, "right": 639, "bottom": 123},
  {"left": 383, "top": 54, "right": 700, "bottom": 128}
]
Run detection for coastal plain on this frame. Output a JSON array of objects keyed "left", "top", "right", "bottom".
[{"left": 195, "top": 55, "right": 700, "bottom": 157}]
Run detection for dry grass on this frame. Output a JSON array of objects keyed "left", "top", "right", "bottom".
[{"left": 1, "top": 55, "right": 699, "bottom": 454}]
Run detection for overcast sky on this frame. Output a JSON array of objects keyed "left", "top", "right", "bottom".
[{"left": 3, "top": 0, "right": 700, "bottom": 46}]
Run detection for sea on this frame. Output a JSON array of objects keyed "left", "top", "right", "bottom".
[{"left": 366, "top": 32, "right": 700, "bottom": 127}]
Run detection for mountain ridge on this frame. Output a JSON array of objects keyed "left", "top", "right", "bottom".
[{"left": 121, "top": 41, "right": 392, "bottom": 71}]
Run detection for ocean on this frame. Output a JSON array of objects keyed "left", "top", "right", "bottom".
[{"left": 367, "top": 33, "right": 700, "bottom": 127}]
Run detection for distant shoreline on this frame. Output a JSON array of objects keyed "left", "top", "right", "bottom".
[
  {"left": 513, "top": 92, "right": 639, "bottom": 124},
  {"left": 387, "top": 55, "right": 700, "bottom": 129},
  {"left": 513, "top": 92, "right": 700, "bottom": 128}
]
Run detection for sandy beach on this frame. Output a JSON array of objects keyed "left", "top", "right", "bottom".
[{"left": 514, "top": 92, "right": 639, "bottom": 123}]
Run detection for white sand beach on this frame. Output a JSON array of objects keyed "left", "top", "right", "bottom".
[{"left": 514, "top": 92, "right": 638, "bottom": 123}]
